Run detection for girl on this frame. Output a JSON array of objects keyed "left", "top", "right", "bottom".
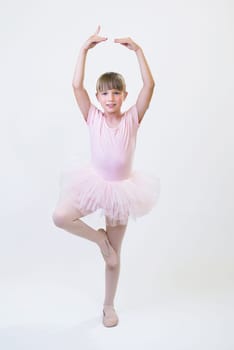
[{"left": 52, "top": 26, "right": 160, "bottom": 327}]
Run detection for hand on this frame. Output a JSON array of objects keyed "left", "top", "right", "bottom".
[
  {"left": 114, "top": 37, "right": 140, "bottom": 51},
  {"left": 82, "top": 26, "right": 107, "bottom": 51}
]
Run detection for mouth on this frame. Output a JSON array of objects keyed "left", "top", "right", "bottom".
[{"left": 106, "top": 103, "right": 116, "bottom": 108}]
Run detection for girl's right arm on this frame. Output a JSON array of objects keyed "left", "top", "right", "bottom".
[{"left": 72, "top": 26, "right": 107, "bottom": 121}]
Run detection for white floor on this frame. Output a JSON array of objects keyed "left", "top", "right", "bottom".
[{"left": 1, "top": 290, "right": 233, "bottom": 350}]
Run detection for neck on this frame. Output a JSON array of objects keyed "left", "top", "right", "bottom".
[
  {"left": 104, "top": 111, "right": 123, "bottom": 127},
  {"left": 104, "top": 111, "right": 122, "bottom": 119}
]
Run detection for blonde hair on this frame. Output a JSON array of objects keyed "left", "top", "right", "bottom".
[{"left": 96, "top": 72, "right": 126, "bottom": 92}]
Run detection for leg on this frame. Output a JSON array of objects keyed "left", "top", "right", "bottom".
[
  {"left": 102, "top": 221, "right": 127, "bottom": 327},
  {"left": 52, "top": 198, "right": 118, "bottom": 267}
]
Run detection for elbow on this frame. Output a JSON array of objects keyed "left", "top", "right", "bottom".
[
  {"left": 72, "top": 82, "right": 83, "bottom": 91},
  {"left": 72, "top": 81, "right": 79, "bottom": 89},
  {"left": 151, "top": 79, "right": 156, "bottom": 90},
  {"left": 148, "top": 80, "right": 155, "bottom": 93},
  {"left": 146, "top": 79, "right": 155, "bottom": 91},
  {"left": 72, "top": 77, "right": 82, "bottom": 90}
]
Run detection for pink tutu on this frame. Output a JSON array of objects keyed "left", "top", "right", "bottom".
[{"left": 59, "top": 162, "right": 160, "bottom": 226}]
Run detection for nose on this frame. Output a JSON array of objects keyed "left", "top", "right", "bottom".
[{"left": 107, "top": 92, "right": 114, "bottom": 99}]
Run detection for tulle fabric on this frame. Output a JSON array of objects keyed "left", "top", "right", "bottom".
[{"left": 59, "top": 161, "right": 160, "bottom": 226}]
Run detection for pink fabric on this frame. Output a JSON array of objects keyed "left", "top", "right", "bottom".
[
  {"left": 59, "top": 104, "right": 160, "bottom": 226},
  {"left": 87, "top": 104, "right": 139, "bottom": 180}
]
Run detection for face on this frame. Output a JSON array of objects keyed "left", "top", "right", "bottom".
[{"left": 96, "top": 89, "right": 127, "bottom": 114}]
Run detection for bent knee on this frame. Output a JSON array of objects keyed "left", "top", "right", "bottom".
[
  {"left": 52, "top": 210, "right": 68, "bottom": 228},
  {"left": 52, "top": 205, "right": 83, "bottom": 228},
  {"left": 52, "top": 207, "right": 79, "bottom": 228}
]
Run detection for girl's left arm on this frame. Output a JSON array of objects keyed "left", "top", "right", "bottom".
[{"left": 114, "top": 37, "right": 155, "bottom": 123}]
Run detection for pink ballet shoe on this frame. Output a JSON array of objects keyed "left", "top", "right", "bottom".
[
  {"left": 103, "top": 305, "right": 119, "bottom": 327},
  {"left": 98, "top": 229, "right": 118, "bottom": 268}
]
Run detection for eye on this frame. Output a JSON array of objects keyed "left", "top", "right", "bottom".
[
  {"left": 114, "top": 91, "right": 120, "bottom": 95},
  {"left": 101, "top": 92, "right": 108, "bottom": 95}
]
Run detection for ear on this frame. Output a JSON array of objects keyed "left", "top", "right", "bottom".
[
  {"left": 96, "top": 92, "right": 100, "bottom": 101},
  {"left": 123, "top": 91, "right": 128, "bottom": 100}
]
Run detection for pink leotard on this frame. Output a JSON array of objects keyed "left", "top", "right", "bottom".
[
  {"left": 59, "top": 103, "right": 159, "bottom": 225},
  {"left": 87, "top": 104, "right": 139, "bottom": 181}
]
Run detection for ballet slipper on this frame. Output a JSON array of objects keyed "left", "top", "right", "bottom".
[
  {"left": 103, "top": 305, "right": 119, "bottom": 327},
  {"left": 98, "top": 229, "right": 118, "bottom": 268}
]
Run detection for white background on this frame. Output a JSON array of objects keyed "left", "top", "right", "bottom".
[{"left": 0, "top": 0, "right": 234, "bottom": 349}]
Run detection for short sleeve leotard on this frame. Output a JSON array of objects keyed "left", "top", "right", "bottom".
[
  {"left": 87, "top": 104, "right": 139, "bottom": 181},
  {"left": 59, "top": 104, "right": 160, "bottom": 226}
]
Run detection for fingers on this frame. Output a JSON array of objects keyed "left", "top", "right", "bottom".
[
  {"left": 114, "top": 37, "right": 131, "bottom": 44},
  {"left": 84, "top": 26, "right": 106, "bottom": 49},
  {"left": 86, "top": 31, "right": 136, "bottom": 50},
  {"left": 92, "top": 25, "right": 107, "bottom": 42},
  {"left": 114, "top": 37, "right": 139, "bottom": 51},
  {"left": 94, "top": 25, "right": 101, "bottom": 36},
  {"left": 114, "top": 38, "right": 131, "bottom": 48},
  {"left": 96, "top": 36, "right": 108, "bottom": 44}
]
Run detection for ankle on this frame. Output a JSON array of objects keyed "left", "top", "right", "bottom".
[
  {"left": 97, "top": 230, "right": 113, "bottom": 252},
  {"left": 102, "top": 304, "right": 119, "bottom": 327},
  {"left": 97, "top": 228, "right": 107, "bottom": 247},
  {"left": 98, "top": 229, "right": 118, "bottom": 267},
  {"left": 103, "top": 304, "right": 114, "bottom": 309}
]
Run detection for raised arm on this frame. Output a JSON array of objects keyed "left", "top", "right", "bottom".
[
  {"left": 72, "top": 26, "right": 107, "bottom": 120},
  {"left": 114, "top": 37, "right": 155, "bottom": 123}
]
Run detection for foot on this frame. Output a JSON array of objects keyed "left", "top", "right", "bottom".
[
  {"left": 98, "top": 229, "right": 118, "bottom": 268},
  {"left": 103, "top": 305, "right": 119, "bottom": 327}
]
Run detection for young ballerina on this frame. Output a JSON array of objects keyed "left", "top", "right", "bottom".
[{"left": 52, "top": 26, "right": 160, "bottom": 327}]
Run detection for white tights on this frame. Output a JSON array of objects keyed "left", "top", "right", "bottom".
[{"left": 52, "top": 199, "right": 127, "bottom": 307}]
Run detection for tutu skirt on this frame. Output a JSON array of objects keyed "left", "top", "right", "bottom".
[{"left": 59, "top": 161, "right": 160, "bottom": 226}]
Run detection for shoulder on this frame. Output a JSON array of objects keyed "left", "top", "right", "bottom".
[
  {"left": 125, "top": 105, "right": 140, "bottom": 128},
  {"left": 86, "top": 104, "right": 103, "bottom": 125}
]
